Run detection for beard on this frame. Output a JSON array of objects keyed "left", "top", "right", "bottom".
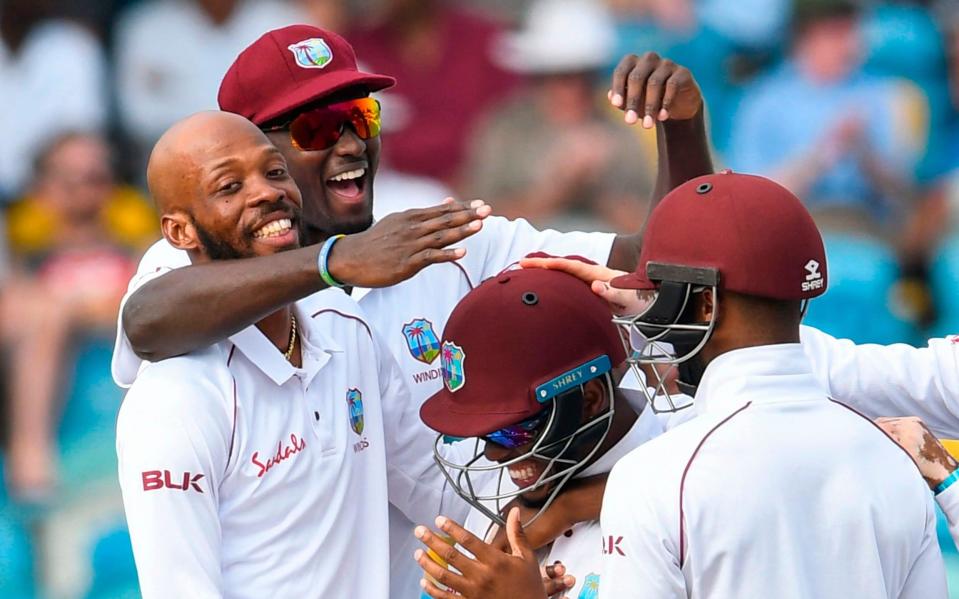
[
  {"left": 191, "top": 202, "right": 304, "bottom": 260},
  {"left": 193, "top": 221, "right": 249, "bottom": 260}
]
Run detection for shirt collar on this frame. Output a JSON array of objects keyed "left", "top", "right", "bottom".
[
  {"left": 579, "top": 405, "right": 663, "bottom": 478},
  {"left": 694, "top": 343, "right": 821, "bottom": 416},
  {"left": 227, "top": 301, "right": 343, "bottom": 386}
]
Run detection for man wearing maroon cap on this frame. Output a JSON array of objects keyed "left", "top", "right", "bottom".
[
  {"left": 576, "top": 172, "right": 945, "bottom": 598},
  {"left": 411, "top": 266, "right": 665, "bottom": 599},
  {"left": 111, "top": 24, "right": 712, "bottom": 599}
]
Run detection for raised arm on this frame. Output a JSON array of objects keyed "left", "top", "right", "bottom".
[
  {"left": 124, "top": 200, "right": 490, "bottom": 361},
  {"left": 605, "top": 53, "right": 713, "bottom": 272}
]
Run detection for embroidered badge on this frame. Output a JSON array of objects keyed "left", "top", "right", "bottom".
[
  {"left": 402, "top": 318, "right": 441, "bottom": 364},
  {"left": 346, "top": 388, "right": 364, "bottom": 435},
  {"left": 441, "top": 341, "right": 466, "bottom": 392},
  {"left": 287, "top": 38, "right": 333, "bottom": 69},
  {"left": 578, "top": 573, "right": 600, "bottom": 599}
]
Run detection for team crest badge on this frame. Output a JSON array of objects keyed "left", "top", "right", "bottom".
[
  {"left": 440, "top": 341, "right": 466, "bottom": 393},
  {"left": 402, "top": 318, "right": 441, "bottom": 364},
  {"left": 287, "top": 38, "right": 333, "bottom": 69},
  {"left": 346, "top": 388, "right": 364, "bottom": 435},
  {"left": 577, "top": 573, "right": 600, "bottom": 599}
]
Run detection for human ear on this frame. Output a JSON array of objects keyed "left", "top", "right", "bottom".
[
  {"left": 160, "top": 212, "right": 199, "bottom": 251},
  {"left": 581, "top": 378, "right": 609, "bottom": 419}
]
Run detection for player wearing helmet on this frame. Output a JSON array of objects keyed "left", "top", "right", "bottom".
[
  {"left": 594, "top": 171, "right": 946, "bottom": 598},
  {"left": 412, "top": 264, "right": 662, "bottom": 599}
]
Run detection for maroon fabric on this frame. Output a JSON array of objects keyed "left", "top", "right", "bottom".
[
  {"left": 218, "top": 24, "right": 396, "bottom": 126},
  {"left": 627, "top": 171, "right": 828, "bottom": 301},
  {"left": 420, "top": 268, "right": 625, "bottom": 438},
  {"left": 348, "top": 8, "right": 519, "bottom": 182}
]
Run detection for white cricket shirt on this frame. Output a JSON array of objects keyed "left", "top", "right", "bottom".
[
  {"left": 463, "top": 407, "right": 663, "bottom": 599},
  {"left": 111, "top": 216, "right": 614, "bottom": 599},
  {"left": 600, "top": 343, "right": 947, "bottom": 599},
  {"left": 800, "top": 324, "right": 959, "bottom": 549},
  {"left": 117, "top": 290, "right": 447, "bottom": 598}
]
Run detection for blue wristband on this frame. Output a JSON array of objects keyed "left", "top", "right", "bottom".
[
  {"left": 318, "top": 234, "right": 346, "bottom": 288},
  {"left": 934, "top": 469, "right": 959, "bottom": 495}
]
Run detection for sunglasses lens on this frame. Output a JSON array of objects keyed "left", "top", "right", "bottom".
[
  {"left": 484, "top": 410, "right": 549, "bottom": 449},
  {"left": 288, "top": 98, "right": 382, "bottom": 151}
]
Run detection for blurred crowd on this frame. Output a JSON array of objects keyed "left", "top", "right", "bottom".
[{"left": 3, "top": 0, "right": 959, "bottom": 596}]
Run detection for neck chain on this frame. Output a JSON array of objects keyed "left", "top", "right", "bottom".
[{"left": 284, "top": 314, "right": 298, "bottom": 362}]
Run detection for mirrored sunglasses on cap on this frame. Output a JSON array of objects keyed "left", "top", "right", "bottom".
[
  {"left": 264, "top": 97, "right": 381, "bottom": 151},
  {"left": 482, "top": 409, "right": 551, "bottom": 449}
]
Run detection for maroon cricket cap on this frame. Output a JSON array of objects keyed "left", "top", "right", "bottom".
[
  {"left": 420, "top": 265, "right": 626, "bottom": 438},
  {"left": 612, "top": 171, "right": 828, "bottom": 301},
  {"left": 218, "top": 24, "right": 396, "bottom": 126}
]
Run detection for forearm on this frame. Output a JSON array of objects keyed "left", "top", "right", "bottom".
[
  {"left": 124, "top": 245, "right": 324, "bottom": 361},
  {"left": 652, "top": 108, "right": 712, "bottom": 207},
  {"left": 609, "top": 108, "right": 712, "bottom": 271}
]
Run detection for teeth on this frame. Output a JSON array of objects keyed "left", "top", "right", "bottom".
[
  {"left": 329, "top": 168, "right": 366, "bottom": 182},
  {"left": 509, "top": 467, "right": 535, "bottom": 481},
  {"left": 253, "top": 218, "right": 292, "bottom": 239}
]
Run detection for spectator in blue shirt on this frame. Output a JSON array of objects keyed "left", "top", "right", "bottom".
[{"left": 729, "top": 0, "right": 923, "bottom": 225}]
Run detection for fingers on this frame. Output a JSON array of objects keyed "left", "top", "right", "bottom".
[
  {"left": 543, "top": 570, "right": 576, "bottom": 597},
  {"left": 406, "top": 198, "right": 489, "bottom": 224},
  {"left": 419, "top": 200, "right": 490, "bottom": 233},
  {"left": 418, "top": 577, "right": 460, "bottom": 599},
  {"left": 505, "top": 507, "right": 534, "bottom": 561},
  {"left": 518, "top": 257, "right": 623, "bottom": 284},
  {"left": 416, "top": 219, "right": 484, "bottom": 252},
  {"left": 609, "top": 54, "right": 636, "bottom": 109},
  {"left": 660, "top": 65, "right": 693, "bottom": 120},
  {"left": 414, "top": 523, "right": 478, "bottom": 576},
  {"left": 544, "top": 562, "right": 565, "bottom": 580},
  {"left": 410, "top": 247, "right": 468, "bottom": 271},
  {"left": 414, "top": 548, "right": 468, "bottom": 594},
  {"left": 643, "top": 60, "right": 682, "bottom": 129},
  {"left": 623, "top": 54, "right": 658, "bottom": 125},
  {"left": 433, "top": 515, "right": 498, "bottom": 563}
]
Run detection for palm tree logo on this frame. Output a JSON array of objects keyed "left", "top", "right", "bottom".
[
  {"left": 287, "top": 38, "right": 333, "bottom": 69},
  {"left": 441, "top": 341, "right": 466, "bottom": 392},
  {"left": 402, "top": 318, "right": 441, "bottom": 364},
  {"left": 578, "top": 573, "right": 600, "bottom": 599}
]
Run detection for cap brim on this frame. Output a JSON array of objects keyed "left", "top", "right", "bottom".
[
  {"left": 610, "top": 271, "right": 656, "bottom": 290},
  {"left": 420, "top": 389, "right": 536, "bottom": 439},
  {"left": 252, "top": 70, "right": 396, "bottom": 125}
]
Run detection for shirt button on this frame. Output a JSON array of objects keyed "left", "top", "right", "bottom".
[
  {"left": 314, "top": 411, "right": 320, "bottom": 421},
  {"left": 563, "top": 529, "right": 573, "bottom": 538}
]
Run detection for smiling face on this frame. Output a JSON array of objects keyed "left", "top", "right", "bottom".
[
  {"left": 148, "top": 111, "right": 303, "bottom": 263},
  {"left": 481, "top": 379, "right": 610, "bottom": 507},
  {"left": 263, "top": 88, "right": 380, "bottom": 244}
]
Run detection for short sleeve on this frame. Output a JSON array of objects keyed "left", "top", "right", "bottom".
[
  {"left": 116, "top": 369, "right": 231, "bottom": 597},
  {"left": 111, "top": 239, "right": 190, "bottom": 387},
  {"left": 464, "top": 216, "right": 615, "bottom": 284}
]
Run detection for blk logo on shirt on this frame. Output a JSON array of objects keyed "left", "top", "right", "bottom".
[
  {"left": 602, "top": 535, "right": 625, "bottom": 556},
  {"left": 142, "top": 470, "right": 204, "bottom": 493}
]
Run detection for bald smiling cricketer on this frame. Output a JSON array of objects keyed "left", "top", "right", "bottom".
[{"left": 116, "top": 112, "right": 453, "bottom": 599}]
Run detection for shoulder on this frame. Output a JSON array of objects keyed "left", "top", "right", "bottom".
[
  {"left": 301, "top": 289, "right": 375, "bottom": 341},
  {"left": 136, "top": 238, "right": 190, "bottom": 275},
  {"left": 610, "top": 413, "right": 734, "bottom": 493},
  {"left": 118, "top": 346, "right": 234, "bottom": 433}
]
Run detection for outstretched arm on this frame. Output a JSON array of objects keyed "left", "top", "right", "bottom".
[
  {"left": 605, "top": 53, "right": 713, "bottom": 272},
  {"left": 124, "top": 199, "right": 490, "bottom": 361}
]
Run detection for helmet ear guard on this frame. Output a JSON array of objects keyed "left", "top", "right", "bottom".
[{"left": 613, "top": 263, "right": 720, "bottom": 413}]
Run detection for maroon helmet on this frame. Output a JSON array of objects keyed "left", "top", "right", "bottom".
[
  {"left": 421, "top": 264, "right": 625, "bottom": 526},
  {"left": 613, "top": 171, "right": 827, "bottom": 411}
]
